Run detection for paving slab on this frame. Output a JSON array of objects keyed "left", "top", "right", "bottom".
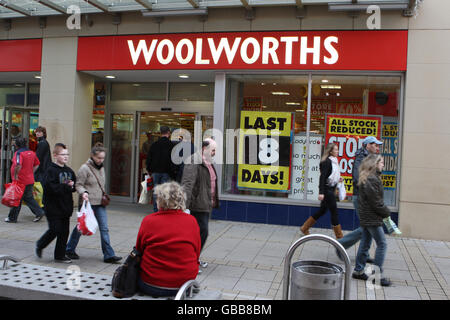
[{"left": 1, "top": 203, "right": 450, "bottom": 300}]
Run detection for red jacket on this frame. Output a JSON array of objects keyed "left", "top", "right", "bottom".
[
  {"left": 11, "top": 148, "right": 40, "bottom": 186},
  {"left": 136, "top": 209, "right": 201, "bottom": 288}
]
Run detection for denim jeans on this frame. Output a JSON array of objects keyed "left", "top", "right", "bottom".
[
  {"left": 66, "top": 205, "right": 116, "bottom": 260},
  {"left": 338, "top": 196, "right": 363, "bottom": 249},
  {"left": 151, "top": 173, "right": 170, "bottom": 212},
  {"left": 138, "top": 277, "right": 179, "bottom": 297},
  {"left": 8, "top": 183, "right": 44, "bottom": 221},
  {"left": 354, "top": 226, "right": 387, "bottom": 274}
]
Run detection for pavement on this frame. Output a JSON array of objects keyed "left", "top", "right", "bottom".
[{"left": 0, "top": 202, "right": 449, "bottom": 300}]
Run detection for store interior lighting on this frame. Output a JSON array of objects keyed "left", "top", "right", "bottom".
[{"left": 271, "top": 92, "right": 290, "bottom": 95}]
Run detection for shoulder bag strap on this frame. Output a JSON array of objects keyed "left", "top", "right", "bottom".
[{"left": 86, "top": 163, "right": 106, "bottom": 195}]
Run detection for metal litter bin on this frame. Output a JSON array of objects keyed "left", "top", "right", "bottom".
[{"left": 282, "top": 234, "right": 351, "bottom": 300}]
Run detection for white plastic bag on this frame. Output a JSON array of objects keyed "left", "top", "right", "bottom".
[
  {"left": 383, "top": 217, "right": 402, "bottom": 236},
  {"left": 138, "top": 180, "right": 148, "bottom": 205},
  {"left": 337, "top": 182, "right": 346, "bottom": 201},
  {"left": 77, "top": 201, "right": 98, "bottom": 236}
]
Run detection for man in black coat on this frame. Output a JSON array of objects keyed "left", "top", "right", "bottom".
[
  {"left": 146, "top": 126, "right": 175, "bottom": 212},
  {"left": 34, "top": 126, "right": 52, "bottom": 183}
]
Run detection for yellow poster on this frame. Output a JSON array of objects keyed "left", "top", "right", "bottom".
[{"left": 237, "top": 111, "right": 293, "bottom": 191}]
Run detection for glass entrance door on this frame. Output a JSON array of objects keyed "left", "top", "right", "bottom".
[
  {"left": 109, "top": 113, "right": 135, "bottom": 201},
  {"left": 0, "top": 106, "right": 39, "bottom": 193},
  {"left": 135, "top": 112, "right": 196, "bottom": 201}
]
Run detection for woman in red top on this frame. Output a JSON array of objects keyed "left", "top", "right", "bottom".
[{"left": 135, "top": 181, "right": 201, "bottom": 297}]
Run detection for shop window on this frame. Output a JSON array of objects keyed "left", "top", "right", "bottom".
[
  {"left": 0, "top": 84, "right": 25, "bottom": 106},
  {"left": 92, "top": 83, "right": 106, "bottom": 147},
  {"left": 311, "top": 75, "right": 401, "bottom": 207},
  {"left": 169, "top": 83, "right": 214, "bottom": 101},
  {"left": 27, "top": 83, "right": 40, "bottom": 106},
  {"left": 222, "top": 74, "right": 402, "bottom": 208},
  {"left": 111, "top": 83, "right": 166, "bottom": 101},
  {"left": 222, "top": 75, "right": 309, "bottom": 199}
]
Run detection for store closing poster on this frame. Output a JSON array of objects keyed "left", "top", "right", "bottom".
[
  {"left": 289, "top": 135, "right": 322, "bottom": 200},
  {"left": 238, "top": 111, "right": 293, "bottom": 191},
  {"left": 325, "top": 114, "right": 383, "bottom": 195}
]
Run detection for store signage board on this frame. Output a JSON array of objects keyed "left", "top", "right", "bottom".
[
  {"left": 324, "top": 114, "right": 383, "bottom": 196},
  {"left": 77, "top": 31, "right": 407, "bottom": 71},
  {"left": 237, "top": 111, "right": 293, "bottom": 192},
  {"left": 0, "top": 39, "right": 42, "bottom": 72}
]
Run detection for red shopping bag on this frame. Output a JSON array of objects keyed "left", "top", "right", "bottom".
[
  {"left": 77, "top": 201, "right": 98, "bottom": 236},
  {"left": 2, "top": 181, "right": 25, "bottom": 207}
]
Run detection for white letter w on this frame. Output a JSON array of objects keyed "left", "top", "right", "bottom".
[{"left": 128, "top": 39, "right": 158, "bottom": 65}]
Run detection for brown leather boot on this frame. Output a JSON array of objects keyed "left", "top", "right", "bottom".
[
  {"left": 333, "top": 224, "right": 344, "bottom": 239},
  {"left": 300, "top": 217, "right": 316, "bottom": 235}
]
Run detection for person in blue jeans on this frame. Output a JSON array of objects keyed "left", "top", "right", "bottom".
[
  {"left": 337, "top": 136, "right": 382, "bottom": 262},
  {"left": 66, "top": 143, "right": 122, "bottom": 264},
  {"left": 352, "top": 154, "right": 391, "bottom": 287},
  {"left": 146, "top": 126, "right": 176, "bottom": 212}
]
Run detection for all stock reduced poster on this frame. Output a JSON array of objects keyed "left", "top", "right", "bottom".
[
  {"left": 237, "top": 111, "right": 293, "bottom": 192},
  {"left": 324, "top": 114, "right": 383, "bottom": 195}
]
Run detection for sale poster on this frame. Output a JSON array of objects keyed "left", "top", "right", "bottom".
[
  {"left": 288, "top": 134, "right": 322, "bottom": 200},
  {"left": 324, "top": 114, "right": 383, "bottom": 195},
  {"left": 237, "top": 111, "right": 293, "bottom": 191}
]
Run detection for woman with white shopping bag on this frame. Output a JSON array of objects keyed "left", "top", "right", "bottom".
[
  {"left": 300, "top": 143, "right": 344, "bottom": 239},
  {"left": 66, "top": 143, "right": 122, "bottom": 264}
]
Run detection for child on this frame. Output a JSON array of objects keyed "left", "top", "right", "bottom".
[{"left": 36, "top": 143, "right": 76, "bottom": 263}]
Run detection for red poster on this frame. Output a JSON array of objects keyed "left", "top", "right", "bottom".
[
  {"left": 324, "top": 114, "right": 383, "bottom": 195},
  {"left": 77, "top": 31, "right": 407, "bottom": 71},
  {"left": 368, "top": 92, "right": 398, "bottom": 117},
  {"left": 335, "top": 100, "right": 363, "bottom": 114},
  {"left": 243, "top": 97, "right": 263, "bottom": 111}
]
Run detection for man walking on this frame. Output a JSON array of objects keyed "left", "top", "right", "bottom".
[
  {"left": 337, "top": 136, "right": 383, "bottom": 260},
  {"left": 182, "top": 138, "right": 219, "bottom": 272},
  {"left": 146, "top": 126, "right": 176, "bottom": 212},
  {"left": 5, "top": 138, "right": 45, "bottom": 223}
]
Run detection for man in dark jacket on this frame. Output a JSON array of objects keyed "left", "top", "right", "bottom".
[
  {"left": 34, "top": 126, "right": 52, "bottom": 183},
  {"left": 181, "top": 138, "right": 219, "bottom": 272},
  {"left": 337, "top": 136, "right": 383, "bottom": 260},
  {"left": 36, "top": 143, "right": 77, "bottom": 263},
  {"left": 146, "top": 126, "right": 175, "bottom": 212}
]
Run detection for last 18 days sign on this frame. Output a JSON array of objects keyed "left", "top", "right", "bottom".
[{"left": 238, "top": 111, "right": 293, "bottom": 192}]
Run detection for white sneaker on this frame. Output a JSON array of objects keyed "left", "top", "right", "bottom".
[{"left": 199, "top": 261, "right": 208, "bottom": 268}]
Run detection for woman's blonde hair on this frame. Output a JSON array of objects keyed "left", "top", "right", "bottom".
[
  {"left": 154, "top": 181, "right": 187, "bottom": 211},
  {"left": 321, "top": 143, "right": 337, "bottom": 162},
  {"left": 358, "top": 154, "right": 383, "bottom": 186}
]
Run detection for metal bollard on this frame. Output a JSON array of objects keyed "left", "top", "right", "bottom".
[
  {"left": 0, "top": 255, "right": 20, "bottom": 270},
  {"left": 282, "top": 234, "right": 352, "bottom": 300}
]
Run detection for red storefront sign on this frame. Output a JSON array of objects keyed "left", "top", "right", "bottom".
[
  {"left": 77, "top": 31, "right": 407, "bottom": 71},
  {"left": 0, "top": 39, "right": 42, "bottom": 72}
]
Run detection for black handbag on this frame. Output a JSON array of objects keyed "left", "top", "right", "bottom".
[{"left": 111, "top": 247, "right": 141, "bottom": 298}]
